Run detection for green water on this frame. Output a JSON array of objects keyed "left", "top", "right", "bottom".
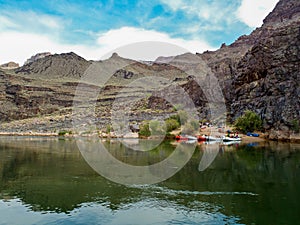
[{"left": 0, "top": 136, "right": 299, "bottom": 225}]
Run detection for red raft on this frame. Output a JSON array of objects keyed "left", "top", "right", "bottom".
[
  {"left": 197, "top": 135, "right": 207, "bottom": 141},
  {"left": 175, "top": 135, "right": 197, "bottom": 141}
]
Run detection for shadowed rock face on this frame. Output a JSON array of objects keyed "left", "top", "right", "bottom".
[
  {"left": 230, "top": 0, "right": 300, "bottom": 131},
  {"left": 0, "top": 0, "right": 299, "bottom": 138},
  {"left": 231, "top": 20, "right": 300, "bottom": 130},
  {"left": 193, "top": 0, "right": 300, "bottom": 131}
]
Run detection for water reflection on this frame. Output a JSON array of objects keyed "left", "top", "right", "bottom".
[
  {"left": 0, "top": 136, "right": 299, "bottom": 225},
  {"left": 78, "top": 138, "right": 195, "bottom": 185}
]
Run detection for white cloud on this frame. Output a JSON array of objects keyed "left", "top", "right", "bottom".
[
  {"left": 0, "top": 26, "right": 214, "bottom": 65},
  {"left": 237, "top": 0, "right": 278, "bottom": 27},
  {"left": 0, "top": 11, "right": 64, "bottom": 37},
  {"left": 160, "top": 0, "right": 184, "bottom": 11},
  {"left": 160, "top": 0, "right": 279, "bottom": 30},
  {"left": 0, "top": 16, "right": 19, "bottom": 30},
  {"left": 160, "top": 0, "right": 237, "bottom": 24},
  {"left": 0, "top": 32, "right": 87, "bottom": 64},
  {"left": 97, "top": 27, "right": 214, "bottom": 60}
]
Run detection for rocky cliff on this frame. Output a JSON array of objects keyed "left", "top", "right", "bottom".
[
  {"left": 192, "top": 0, "right": 300, "bottom": 138},
  {"left": 0, "top": 0, "right": 299, "bottom": 140}
]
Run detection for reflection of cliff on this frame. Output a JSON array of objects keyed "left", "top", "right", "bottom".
[
  {"left": 167, "top": 142, "right": 300, "bottom": 224},
  {"left": 0, "top": 138, "right": 123, "bottom": 212},
  {"left": 0, "top": 138, "right": 300, "bottom": 223},
  {"left": 0, "top": 138, "right": 181, "bottom": 212}
]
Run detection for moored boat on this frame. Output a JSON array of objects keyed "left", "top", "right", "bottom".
[
  {"left": 222, "top": 136, "right": 241, "bottom": 142},
  {"left": 246, "top": 132, "right": 259, "bottom": 137},
  {"left": 206, "top": 136, "right": 222, "bottom": 142},
  {"left": 197, "top": 135, "right": 206, "bottom": 141},
  {"left": 175, "top": 135, "right": 197, "bottom": 141},
  {"left": 197, "top": 135, "right": 222, "bottom": 142}
]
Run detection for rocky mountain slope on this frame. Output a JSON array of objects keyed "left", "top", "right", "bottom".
[
  {"left": 16, "top": 52, "right": 91, "bottom": 79},
  {"left": 0, "top": 0, "right": 299, "bottom": 140},
  {"left": 0, "top": 52, "right": 189, "bottom": 133}
]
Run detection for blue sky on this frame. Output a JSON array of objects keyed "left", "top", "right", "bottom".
[{"left": 0, "top": 0, "right": 279, "bottom": 64}]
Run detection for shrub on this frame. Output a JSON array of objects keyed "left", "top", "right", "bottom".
[
  {"left": 169, "top": 110, "right": 188, "bottom": 125},
  {"left": 165, "top": 118, "right": 180, "bottom": 132},
  {"left": 106, "top": 124, "right": 112, "bottom": 133},
  {"left": 181, "top": 120, "right": 199, "bottom": 135},
  {"left": 177, "top": 110, "right": 188, "bottom": 125},
  {"left": 189, "top": 119, "right": 199, "bottom": 131},
  {"left": 138, "top": 122, "right": 151, "bottom": 137},
  {"left": 149, "top": 120, "right": 166, "bottom": 135},
  {"left": 291, "top": 119, "right": 300, "bottom": 133},
  {"left": 58, "top": 130, "right": 70, "bottom": 136},
  {"left": 234, "top": 110, "right": 262, "bottom": 133},
  {"left": 173, "top": 104, "right": 183, "bottom": 110},
  {"left": 169, "top": 114, "right": 180, "bottom": 123},
  {"left": 182, "top": 123, "right": 197, "bottom": 135}
]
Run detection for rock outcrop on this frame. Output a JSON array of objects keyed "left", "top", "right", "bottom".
[
  {"left": 24, "top": 52, "right": 52, "bottom": 65},
  {"left": 16, "top": 52, "right": 91, "bottom": 79},
  {"left": 0, "top": 62, "right": 19, "bottom": 69}
]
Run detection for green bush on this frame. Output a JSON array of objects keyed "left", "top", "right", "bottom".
[
  {"left": 291, "top": 119, "right": 300, "bottom": 133},
  {"left": 106, "top": 124, "right": 112, "bottom": 133},
  {"left": 181, "top": 120, "right": 199, "bottom": 135},
  {"left": 169, "top": 114, "right": 180, "bottom": 123},
  {"left": 138, "top": 122, "right": 151, "bottom": 137},
  {"left": 58, "top": 130, "right": 71, "bottom": 136},
  {"left": 234, "top": 110, "right": 262, "bottom": 133},
  {"left": 173, "top": 104, "right": 183, "bottom": 110},
  {"left": 165, "top": 118, "right": 180, "bottom": 132},
  {"left": 178, "top": 110, "right": 188, "bottom": 125},
  {"left": 182, "top": 123, "right": 197, "bottom": 135},
  {"left": 189, "top": 119, "right": 199, "bottom": 131},
  {"left": 149, "top": 120, "right": 166, "bottom": 135},
  {"left": 169, "top": 110, "right": 188, "bottom": 125}
]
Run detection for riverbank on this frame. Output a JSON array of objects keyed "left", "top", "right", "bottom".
[
  {"left": 1, "top": 116, "right": 299, "bottom": 142},
  {"left": 0, "top": 131, "right": 299, "bottom": 143}
]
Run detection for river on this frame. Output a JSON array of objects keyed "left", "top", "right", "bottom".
[{"left": 0, "top": 136, "right": 299, "bottom": 225}]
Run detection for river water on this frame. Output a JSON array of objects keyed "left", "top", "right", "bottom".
[{"left": 0, "top": 136, "right": 299, "bottom": 225}]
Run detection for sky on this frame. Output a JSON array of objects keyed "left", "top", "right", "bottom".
[{"left": 0, "top": 0, "right": 279, "bottom": 65}]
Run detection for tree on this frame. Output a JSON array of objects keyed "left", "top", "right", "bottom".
[{"left": 234, "top": 110, "right": 262, "bottom": 133}]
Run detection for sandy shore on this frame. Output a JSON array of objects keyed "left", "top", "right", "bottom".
[{"left": 0, "top": 132, "right": 58, "bottom": 136}]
